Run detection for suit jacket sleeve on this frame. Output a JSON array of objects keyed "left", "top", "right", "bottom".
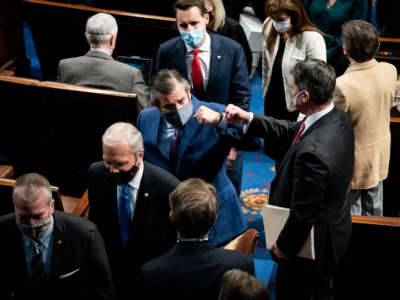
[
  {"left": 333, "top": 84, "right": 349, "bottom": 113},
  {"left": 230, "top": 45, "right": 252, "bottom": 111},
  {"left": 277, "top": 151, "right": 330, "bottom": 257},
  {"left": 85, "top": 224, "right": 115, "bottom": 299},
  {"left": 246, "top": 113, "right": 298, "bottom": 160},
  {"left": 131, "top": 70, "right": 151, "bottom": 109}
]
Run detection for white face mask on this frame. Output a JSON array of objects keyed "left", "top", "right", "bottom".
[
  {"left": 272, "top": 18, "right": 292, "bottom": 33},
  {"left": 292, "top": 90, "right": 305, "bottom": 107}
]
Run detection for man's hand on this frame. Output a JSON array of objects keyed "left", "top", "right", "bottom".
[
  {"left": 224, "top": 104, "right": 251, "bottom": 125},
  {"left": 226, "top": 147, "right": 238, "bottom": 167},
  {"left": 193, "top": 105, "right": 222, "bottom": 125},
  {"left": 270, "top": 242, "right": 288, "bottom": 261}
]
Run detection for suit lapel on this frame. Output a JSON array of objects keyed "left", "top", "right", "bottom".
[
  {"left": 278, "top": 108, "right": 337, "bottom": 170},
  {"left": 176, "top": 97, "right": 202, "bottom": 173},
  {"left": 49, "top": 212, "right": 66, "bottom": 282},
  {"left": 206, "top": 33, "right": 220, "bottom": 95},
  {"left": 174, "top": 40, "right": 188, "bottom": 78},
  {"left": 130, "top": 162, "right": 151, "bottom": 245}
]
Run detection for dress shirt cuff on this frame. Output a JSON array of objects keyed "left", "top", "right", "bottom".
[{"left": 243, "top": 112, "right": 254, "bottom": 134}]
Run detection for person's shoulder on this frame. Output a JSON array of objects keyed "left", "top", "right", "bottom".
[
  {"left": 53, "top": 210, "right": 98, "bottom": 235},
  {"left": 140, "top": 245, "right": 176, "bottom": 272},
  {"left": 159, "top": 36, "right": 182, "bottom": 50},
  {"left": 143, "top": 161, "right": 180, "bottom": 185},
  {"left": 300, "top": 30, "right": 324, "bottom": 42},
  {"left": 211, "top": 247, "right": 254, "bottom": 266},
  {"left": 89, "top": 160, "right": 106, "bottom": 173},
  {"left": 376, "top": 61, "right": 397, "bottom": 76},
  {"left": 138, "top": 107, "right": 159, "bottom": 120},
  {"left": 0, "top": 213, "right": 15, "bottom": 227},
  {"left": 212, "top": 32, "right": 241, "bottom": 49}
]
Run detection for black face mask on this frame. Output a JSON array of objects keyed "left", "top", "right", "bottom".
[
  {"left": 109, "top": 165, "right": 139, "bottom": 185},
  {"left": 207, "top": 10, "right": 214, "bottom": 23}
]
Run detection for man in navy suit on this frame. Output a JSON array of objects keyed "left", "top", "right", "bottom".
[
  {"left": 137, "top": 69, "right": 259, "bottom": 246},
  {"left": 156, "top": 0, "right": 251, "bottom": 196},
  {"left": 136, "top": 178, "right": 254, "bottom": 300}
]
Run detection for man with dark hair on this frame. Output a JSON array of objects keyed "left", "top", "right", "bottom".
[
  {"left": 0, "top": 173, "right": 114, "bottom": 300},
  {"left": 88, "top": 122, "right": 180, "bottom": 299},
  {"left": 334, "top": 20, "right": 397, "bottom": 216},
  {"left": 57, "top": 13, "right": 150, "bottom": 109},
  {"left": 157, "top": 0, "right": 251, "bottom": 196},
  {"left": 137, "top": 178, "right": 254, "bottom": 300},
  {"left": 137, "top": 69, "right": 260, "bottom": 246},
  {"left": 220, "top": 59, "right": 355, "bottom": 300}
]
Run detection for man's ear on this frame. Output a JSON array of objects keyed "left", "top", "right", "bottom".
[
  {"left": 109, "top": 34, "right": 117, "bottom": 52},
  {"left": 302, "top": 90, "right": 310, "bottom": 104}
]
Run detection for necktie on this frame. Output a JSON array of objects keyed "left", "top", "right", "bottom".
[
  {"left": 292, "top": 120, "right": 306, "bottom": 145},
  {"left": 30, "top": 239, "right": 47, "bottom": 295},
  {"left": 170, "top": 128, "right": 179, "bottom": 168},
  {"left": 192, "top": 49, "right": 204, "bottom": 98},
  {"left": 118, "top": 184, "right": 132, "bottom": 248}
]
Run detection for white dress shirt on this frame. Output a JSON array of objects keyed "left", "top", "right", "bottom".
[{"left": 184, "top": 33, "right": 211, "bottom": 91}]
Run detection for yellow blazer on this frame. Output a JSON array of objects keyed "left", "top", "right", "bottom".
[{"left": 334, "top": 59, "right": 397, "bottom": 189}]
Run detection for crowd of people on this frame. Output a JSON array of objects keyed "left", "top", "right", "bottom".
[{"left": 0, "top": 0, "right": 398, "bottom": 299}]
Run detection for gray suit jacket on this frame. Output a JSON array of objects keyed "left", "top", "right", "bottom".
[{"left": 58, "top": 50, "right": 150, "bottom": 108}]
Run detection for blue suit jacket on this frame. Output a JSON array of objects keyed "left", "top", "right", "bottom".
[
  {"left": 156, "top": 32, "right": 251, "bottom": 111},
  {"left": 137, "top": 97, "right": 260, "bottom": 245}
]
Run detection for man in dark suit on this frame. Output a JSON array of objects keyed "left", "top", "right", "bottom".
[
  {"left": 222, "top": 59, "right": 355, "bottom": 300},
  {"left": 156, "top": 0, "right": 252, "bottom": 196},
  {"left": 137, "top": 69, "right": 260, "bottom": 246},
  {"left": 0, "top": 173, "right": 114, "bottom": 300},
  {"left": 88, "top": 122, "right": 180, "bottom": 299},
  {"left": 137, "top": 178, "right": 255, "bottom": 300},
  {"left": 57, "top": 13, "right": 150, "bottom": 109}
]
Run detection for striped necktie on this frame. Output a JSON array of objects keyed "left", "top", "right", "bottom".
[{"left": 30, "top": 239, "right": 47, "bottom": 295}]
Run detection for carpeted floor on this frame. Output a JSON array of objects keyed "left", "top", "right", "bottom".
[{"left": 241, "top": 72, "right": 277, "bottom": 298}]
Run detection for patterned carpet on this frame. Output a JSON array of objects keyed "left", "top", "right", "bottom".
[{"left": 241, "top": 72, "right": 277, "bottom": 298}]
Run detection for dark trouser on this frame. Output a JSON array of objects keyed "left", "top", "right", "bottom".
[{"left": 275, "top": 251, "right": 336, "bottom": 300}]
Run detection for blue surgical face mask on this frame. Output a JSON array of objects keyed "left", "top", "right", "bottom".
[
  {"left": 180, "top": 28, "right": 205, "bottom": 47},
  {"left": 272, "top": 18, "right": 292, "bottom": 33},
  {"left": 162, "top": 101, "right": 193, "bottom": 129}
]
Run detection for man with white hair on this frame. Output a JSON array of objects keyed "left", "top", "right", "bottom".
[
  {"left": 57, "top": 13, "right": 150, "bottom": 108},
  {"left": 87, "top": 122, "right": 180, "bottom": 299},
  {"left": 0, "top": 173, "right": 114, "bottom": 300}
]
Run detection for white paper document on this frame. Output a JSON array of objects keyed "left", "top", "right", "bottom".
[{"left": 262, "top": 204, "right": 315, "bottom": 260}]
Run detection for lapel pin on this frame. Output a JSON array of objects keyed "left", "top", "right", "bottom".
[
  {"left": 217, "top": 55, "right": 221, "bottom": 60},
  {"left": 57, "top": 240, "right": 62, "bottom": 245},
  {"left": 144, "top": 193, "right": 149, "bottom": 198}
]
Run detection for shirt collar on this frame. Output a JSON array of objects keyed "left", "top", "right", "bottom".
[
  {"left": 21, "top": 215, "right": 54, "bottom": 249},
  {"left": 128, "top": 162, "right": 144, "bottom": 191},
  {"left": 184, "top": 32, "right": 211, "bottom": 53},
  {"left": 90, "top": 48, "right": 111, "bottom": 56},
  {"left": 304, "top": 102, "right": 334, "bottom": 132}
]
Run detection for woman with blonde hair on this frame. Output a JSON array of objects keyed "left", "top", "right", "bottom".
[
  {"left": 262, "top": 0, "right": 326, "bottom": 122},
  {"left": 205, "top": 0, "right": 253, "bottom": 74}
]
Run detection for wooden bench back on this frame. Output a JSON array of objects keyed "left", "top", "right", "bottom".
[
  {"left": 0, "top": 75, "right": 139, "bottom": 196},
  {"left": 21, "top": 0, "right": 176, "bottom": 80}
]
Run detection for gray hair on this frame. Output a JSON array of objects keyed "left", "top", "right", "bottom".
[
  {"left": 102, "top": 122, "right": 143, "bottom": 156},
  {"left": 149, "top": 69, "right": 191, "bottom": 106},
  {"left": 207, "top": 0, "right": 226, "bottom": 31},
  {"left": 85, "top": 13, "right": 118, "bottom": 47},
  {"left": 13, "top": 173, "right": 52, "bottom": 206},
  {"left": 291, "top": 59, "right": 336, "bottom": 105}
]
